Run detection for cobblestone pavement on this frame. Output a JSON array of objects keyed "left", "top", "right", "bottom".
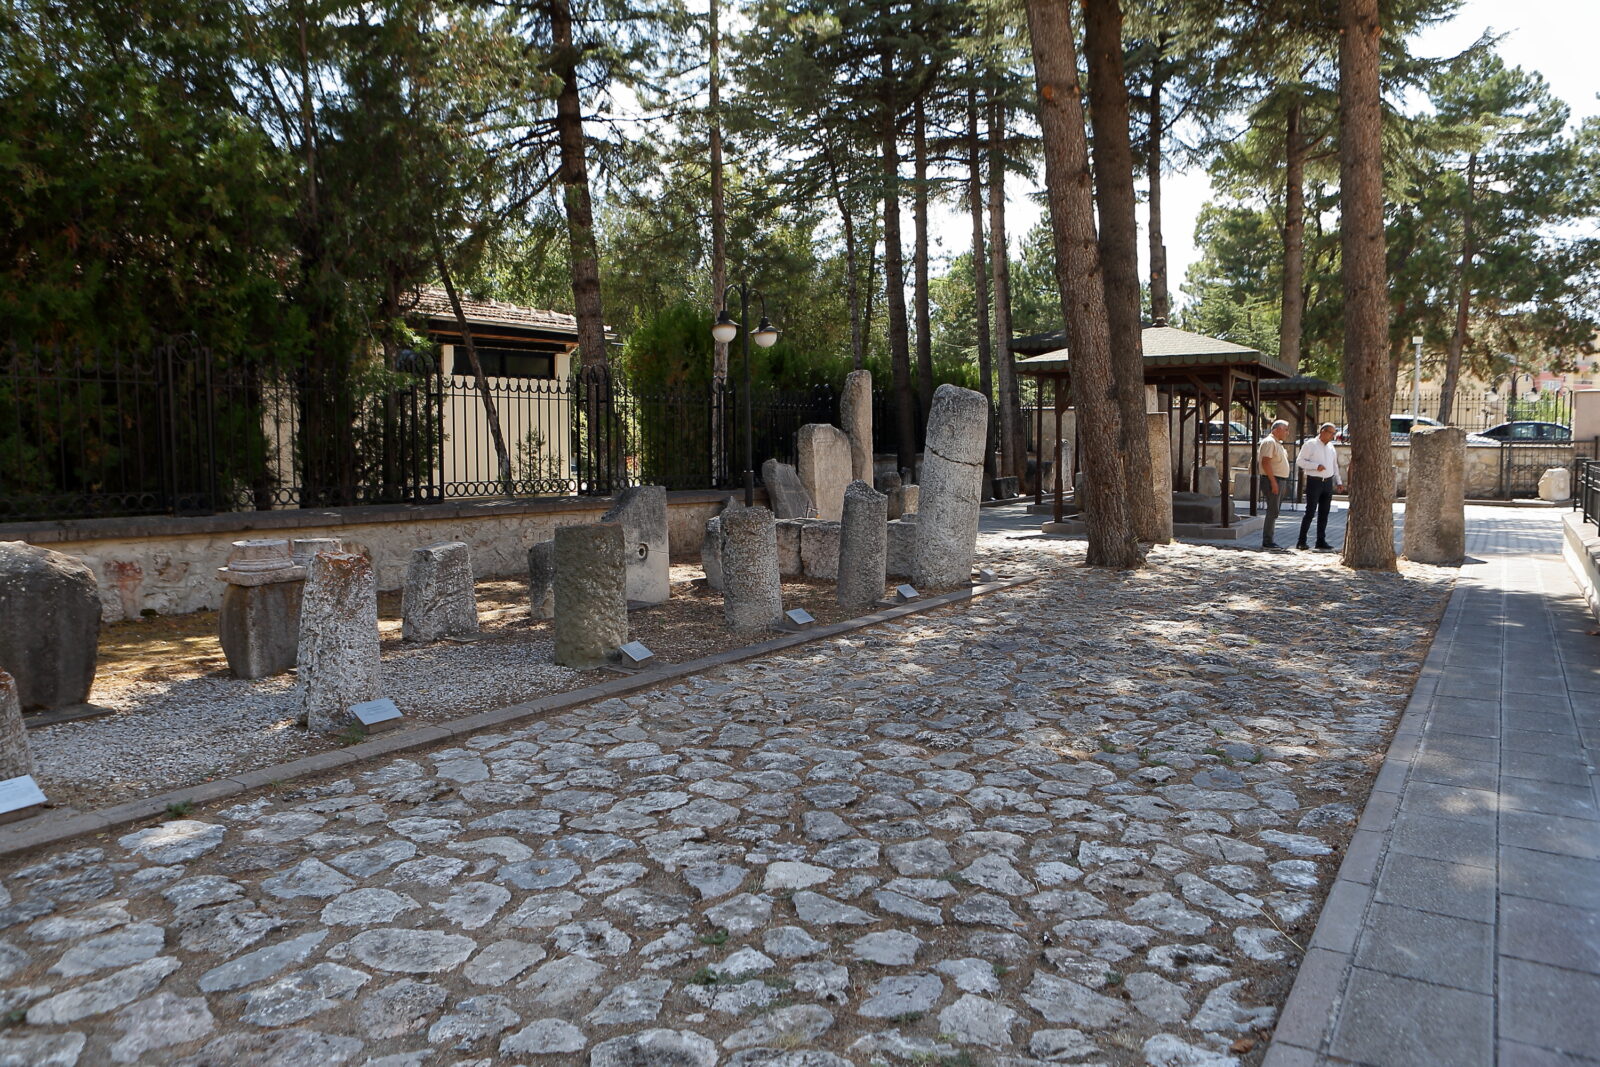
[{"left": 0, "top": 524, "right": 1453, "bottom": 1067}]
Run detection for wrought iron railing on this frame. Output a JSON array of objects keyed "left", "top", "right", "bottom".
[{"left": 1577, "top": 458, "right": 1600, "bottom": 532}]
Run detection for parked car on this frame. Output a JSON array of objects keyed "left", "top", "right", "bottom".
[
  {"left": 1202, "top": 419, "right": 1250, "bottom": 443},
  {"left": 1337, "top": 415, "right": 1495, "bottom": 444},
  {"left": 1477, "top": 420, "right": 1572, "bottom": 442}
]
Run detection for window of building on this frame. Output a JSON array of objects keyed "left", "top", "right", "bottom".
[{"left": 449, "top": 346, "right": 555, "bottom": 379}]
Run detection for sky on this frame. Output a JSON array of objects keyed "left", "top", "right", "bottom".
[{"left": 933, "top": 0, "right": 1600, "bottom": 314}]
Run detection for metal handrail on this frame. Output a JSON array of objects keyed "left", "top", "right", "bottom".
[{"left": 1578, "top": 458, "right": 1600, "bottom": 532}]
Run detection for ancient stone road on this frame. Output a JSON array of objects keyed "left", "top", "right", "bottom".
[{"left": 0, "top": 522, "right": 1454, "bottom": 1066}]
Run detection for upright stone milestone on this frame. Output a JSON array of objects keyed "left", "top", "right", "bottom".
[
  {"left": 402, "top": 541, "right": 479, "bottom": 642},
  {"left": 797, "top": 424, "right": 853, "bottom": 522},
  {"left": 217, "top": 539, "right": 307, "bottom": 680},
  {"left": 700, "top": 517, "right": 724, "bottom": 591},
  {"left": 601, "top": 485, "right": 669, "bottom": 606},
  {"left": 528, "top": 540, "right": 557, "bottom": 618},
  {"left": 0, "top": 541, "right": 100, "bottom": 711},
  {"left": 0, "top": 670, "right": 37, "bottom": 781},
  {"left": 1146, "top": 412, "right": 1175, "bottom": 544},
  {"left": 912, "top": 384, "right": 989, "bottom": 588},
  {"left": 761, "top": 460, "right": 814, "bottom": 520},
  {"left": 553, "top": 523, "right": 628, "bottom": 668},
  {"left": 1403, "top": 426, "right": 1466, "bottom": 564},
  {"left": 841, "top": 370, "right": 874, "bottom": 483},
  {"left": 837, "top": 481, "right": 888, "bottom": 611},
  {"left": 720, "top": 505, "right": 783, "bottom": 632},
  {"left": 298, "top": 552, "right": 380, "bottom": 734}
]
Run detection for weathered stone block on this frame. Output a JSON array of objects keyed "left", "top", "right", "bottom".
[
  {"left": 912, "top": 384, "right": 988, "bottom": 589},
  {"left": 761, "top": 460, "right": 814, "bottom": 520},
  {"left": 401, "top": 541, "right": 479, "bottom": 642},
  {"left": 887, "top": 484, "right": 920, "bottom": 521},
  {"left": 775, "top": 520, "right": 804, "bottom": 577},
  {"left": 699, "top": 518, "right": 723, "bottom": 592},
  {"left": 528, "top": 541, "right": 556, "bottom": 618},
  {"left": 841, "top": 370, "right": 874, "bottom": 483},
  {"left": 1147, "top": 412, "right": 1174, "bottom": 544},
  {"left": 887, "top": 515, "right": 918, "bottom": 579},
  {"left": 553, "top": 523, "right": 628, "bottom": 669},
  {"left": 0, "top": 670, "right": 37, "bottom": 781},
  {"left": 1539, "top": 466, "right": 1572, "bottom": 502},
  {"left": 297, "top": 552, "right": 381, "bottom": 734},
  {"left": 602, "top": 485, "right": 669, "bottom": 606},
  {"left": 797, "top": 424, "right": 853, "bottom": 522},
  {"left": 721, "top": 505, "right": 783, "bottom": 632},
  {"left": 219, "top": 582, "right": 304, "bottom": 680},
  {"left": 1197, "top": 466, "right": 1222, "bottom": 498},
  {"left": 799, "top": 520, "right": 841, "bottom": 580},
  {"left": 837, "top": 481, "right": 887, "bottom": 611},
  {"left": 0, "top": 541, "right": 100, "bottom": 711},
  {"left": 1403, "top": 426, "right": 1466, "bottom": 565}
]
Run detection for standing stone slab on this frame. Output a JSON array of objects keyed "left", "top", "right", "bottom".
[
  {"left": 553, "top": 523, "right": 627, "bottom": 668},
  {"left": 841, "top": 370, "right": 874, "bottom": 483},
  {"left": 297, "top": 552, "right": 380, "bottom": 734},
  {"left": 401, "top": 541, "right": 479, "bottom": 642},
  {"left": 886, "top": 515, "right": 918, "bottom": 579},
  {"left": 837, "top": 482, "right": 888, "bottom": 611},
  {"left": 774, "top": 520, "right": 805, "bottom": 577},
  {"left": 602, "top": 485, "right": 670, "bottom": 606},
  {"left": 700, "top": 518, "right": 724, "bottom": 592},
  {"left": 0, "top": 541, "right": 100, "bottom": 711},
  {"left": 721, "top": 505, "right": 783, "bottom": 633},
  {"left": 528, "top": 541, "right": 556, "bottom": 619},
  {"left": 760, "top": 460, "right": 814, "bottom": 520},
  {"left": 0, "top": 670, "right": 37, "bottom": 781},
  {"left": 912, "top": 385, "right": 988, "bottom": 589},
  {"left": 1403, "top": 426, "right": 1466, "bottom": 564},
  {"left": 799, "top": 520, "right": 841, "bottom": 580},
  {"left": 216, "top": 538, "right": 307, "bottom": 680},
  {"left": 1146, "top": 412, "right": 1175, "bottom": 544},
  {"left": 797, "top": 424, "right": 853, "bottom": 522}
]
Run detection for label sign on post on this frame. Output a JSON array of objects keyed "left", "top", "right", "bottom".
[
  {"left": 349, "top": 698, "right": 403, "bottom": 733},
  {"left": 0, "top": 775, "right": 47, "bottom": 824}
]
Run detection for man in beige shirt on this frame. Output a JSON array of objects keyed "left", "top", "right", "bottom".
[{"left": 1257, "top": 419, "right": 1291, "bottom": 550}]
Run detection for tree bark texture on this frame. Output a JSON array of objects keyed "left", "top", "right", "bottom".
[
  {"left": 1083, "top": 0, "right": 1162, "bottom": 545},
  {"left": 709, "top": 0, "right": 728, "bottom": 481},
  {"left": 883, "top": 56, "right": 918, "bottom": 477},
  {"left": 1338, "top": 0, "right": 1396, "bottom": 570},
  {"left": 1146, "top": 36, "right": 1170, "bottom": 325},
  {"left": 1438, "top": 151, "right": 1476, "bottom": 425},
  {"left": 551, "top": 0, "right": 607, "bottom": 369},
  {"left": 968, "top": 82, "right": 999, "bottom": 492},
  {"left": 827, "top": 145, "right": 865, "bottom": 370},
  {"left": 1025, "top": 0, "right": 1142, "bottom": 568},
  {"left": 1279, "top": 101, "right": 1307, "bottom": 371},
  {"left": 914, "top": 99, "right": 934, "bottom": 421},
  {"left": 988, "top": 97, "right": 1024, "bottom": 487}
]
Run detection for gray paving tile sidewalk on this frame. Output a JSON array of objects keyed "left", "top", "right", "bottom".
[{"left": 1267, "top": 508, "right": 1600, "bottom": 1067}]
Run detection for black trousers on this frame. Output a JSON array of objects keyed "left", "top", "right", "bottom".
[{"left": 1299, "top": 476, "right": 1334, "bottom": 546}]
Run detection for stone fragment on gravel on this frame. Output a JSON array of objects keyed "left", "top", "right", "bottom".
[
  {"left": 118, "top": 822, "right": 225, "bottom": 864},
  {"left": 197, "top": 930, "right": 327, "bottom": 992},
  {"left": 27, "top": 956, "right": 180, "bottom": 1024},
  {"left": 500, "top": 1017, "right": 587, "bottom": 1056},
  {"left": 108, "top": 992, "right": 214, "bottom": 1062},
  {"left": 590, "top": 1029, "right": 717, "bottom": 1067}
]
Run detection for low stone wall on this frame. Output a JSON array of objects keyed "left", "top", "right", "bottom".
[
  {"left": 1562, "top": 513, "right": 1600, "bottom": 624},
  {"left": 1329, "top": 441, "right": 1574, "bottom": 498},
  {"left": 4, "top": 491, "right": 744, "bottom": 622}
]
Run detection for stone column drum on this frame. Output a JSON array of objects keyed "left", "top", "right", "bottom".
[
  {"left": 720, "top": 505, "right": 784, "bottom": 632},
  {"left": 1146, "top": 412, "right": 1175, "bottom": 544},
  {"left": 797, "top": 424, "right": 853, "bottom": 522},
  {"left": 402, "top": 541, "right": 479, "bottom": 642},
  {"left": 837, "top": 481, "right": 888, "bottom": 611},
  {"left": 553, "top": 523, "right": 628, "bottom": 668},
  {"left": 0, "top": 670, "right": 37, "bottom": 781},
  {"left": 841, "top": 370, "right": 874, "bottom": 483},
  {"left": 601, "top": 485, "right": 669, "bottom": 606},
  {"left": 528, "top": 540, "right": 557, "bottom": 618},
  {"left": 217, "top": 538, "right": 307, "bottom": 680},
  {"left": 1403, "top": 426, "right": 1466, "bottom": 564},
  {"left": 911, "top": 384, "right": 989, "bottom": 589},
  {"left": 0, "top": 541, "right": 100, "bottom": 711},
  {"left": 297, "top": 552, "right": 381, "bottom": 734}
]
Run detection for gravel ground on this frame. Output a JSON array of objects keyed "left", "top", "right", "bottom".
[
  {"left": 33, "top": 567, "right": 867, "bottom": 812},
  {"left": 0, "top": 526, "right": 1455, "bottom": 1066}
]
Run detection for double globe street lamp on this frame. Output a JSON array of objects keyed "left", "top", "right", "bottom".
[{"left": 711, "top": 284, "right": 779, "bottom": 506}]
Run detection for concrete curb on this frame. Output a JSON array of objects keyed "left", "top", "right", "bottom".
[
  {"left": 0, "top": 575, "right": 1035, "bottom": 861},
  {"left": 1261, "top": 569, "right": 1464, "bottom": 1065}
]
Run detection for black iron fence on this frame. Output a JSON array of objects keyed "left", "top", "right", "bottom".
[
  {"left": 1317, "top": 389, "right": 1576, "bottom": 435},
  {"left": 1578, "top": 458, "right": 1600, "bottom": 532},
  {"left": 1, "top": 343, "right": 842, "bottom": 522}
]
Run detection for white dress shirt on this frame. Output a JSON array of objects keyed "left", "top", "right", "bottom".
[{"left": 1296, "top": 438, "right": 1341, "bottom": 481}]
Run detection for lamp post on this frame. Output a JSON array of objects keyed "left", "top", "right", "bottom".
[
  {"left": 711, "top": 284, "right": 779, "bottom": 506},
  {"left": 1411, "top": 335, "right": 1423, "bottom": 421}
]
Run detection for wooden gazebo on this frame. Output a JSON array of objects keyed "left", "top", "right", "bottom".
[{"left": 1012, "top": 325, "right": 1294, "bottom": 528}]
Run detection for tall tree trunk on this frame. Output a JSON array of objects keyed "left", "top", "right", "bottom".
[
  {"left": 709, "top": 0, "right": 728, "bottom": 482},
  {"left": 438, "top": 253, "right": 514, "bottom": 494},
  {"left": 1083, "top": 0, "right": 1161, "bottom": 544},
  {"left": 551, "top": 0, "right": 606, "bottom": 369},
  {"left": 1025, "top": 0, "right": 1142, "bottom": 567},
  {"left": 1438, "top": 151, "right": 1476, "bottom": 424},
  {"left": 1338, "top": 0, "right": 1396, "bottom": 570},
  {"left": 913, "top": 98, "right": 934, "bottom": 419},
  {"left": 968, "top": 81, "right": 999, "bottom": 492},
  {"left": 882, "top": 57, "right": 917, "bottom": 477},
  {"left": 1146, "top": 35, "right": 1170, "bottom": 324},
  {"left": 1279, "top": 100, "right": 1307, "bottom": 371},
  {"left": 988, "top": 97, "right": 1024, "bottom": 487},
  {"left": 826, "top": 145, "right": 865, "bottom": 369}
]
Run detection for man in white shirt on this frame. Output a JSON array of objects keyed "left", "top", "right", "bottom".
[
  {"left": 1257, "top": 420, "right": 1292, "bottom": 550},
  {"left": 1295, "top": 422, "right": 1344, "bottom": 551}
]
